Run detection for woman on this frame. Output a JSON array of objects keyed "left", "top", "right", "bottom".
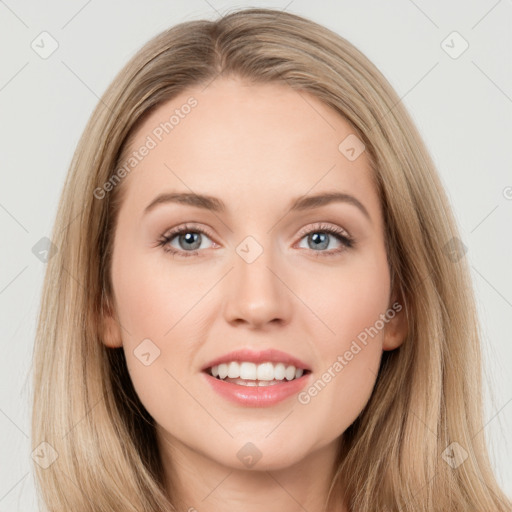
[{"left": 31, "top": 7, "right": 511, "bottom": 511}]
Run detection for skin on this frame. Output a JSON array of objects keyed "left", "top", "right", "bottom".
[{"left": 102, "top": 76, "right": 407, "bottom": 512}]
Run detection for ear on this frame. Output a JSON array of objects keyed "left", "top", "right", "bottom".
[
  {"left": 99, "top": 297, "right": 123, "bottom": 348},
  {"left": 382, "top": 291, "right": 408, "bottom": 352}
]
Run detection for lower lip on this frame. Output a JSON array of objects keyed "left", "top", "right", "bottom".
[{"left": 202, "top": 371, "right": 311, "bottom": 407}]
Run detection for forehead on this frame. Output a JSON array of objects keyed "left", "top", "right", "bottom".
[{"left": 117, "top": 77, "right": 380, "bottom": 221}]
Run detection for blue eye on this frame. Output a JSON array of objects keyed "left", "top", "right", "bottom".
[
  {"left": 157, "top": 223, "right": 214, "bottom": 258},
  {"left": 157, "top": 222, "right": 354, "bottom": 259},
  {"left": 297, "top": 224, "right": 354, "bottom": 254}
]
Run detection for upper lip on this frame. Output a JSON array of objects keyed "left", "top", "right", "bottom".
[{"left": 202, "top": 348, "right": 312, "bottom": 372}]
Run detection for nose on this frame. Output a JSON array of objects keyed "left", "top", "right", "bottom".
[{"left": 222, "top": 244, "right": 292, "bottom": 330}]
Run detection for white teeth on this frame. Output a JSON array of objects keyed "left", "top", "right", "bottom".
[
  {"left": 209, "top": 361, "right": 307, "bottom": 382},
  {"left": 217, "top": 363, "right": 228, "bottom": 379},
  {"left": 227, "top": 361, "right": 238, "bottom": 378},
  {"left": 240, "top": 362, "right": 257, "bottom": 380},
  {"left": 285, "top": 365, "right": 296, "bottom": 380},
  {"left": 256, "top": 362, "right": 274, "bottom": 381},
  {"left": 274, "top": 363, "right": 286, "bottom": 380}
]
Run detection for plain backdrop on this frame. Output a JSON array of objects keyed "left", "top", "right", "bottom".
[{"left": 0, "top": 0, "right": 511, "bottom": 509}]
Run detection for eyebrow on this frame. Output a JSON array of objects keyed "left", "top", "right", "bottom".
[{"left": 143, "top": 191, "right": 371, "bottom": 221}]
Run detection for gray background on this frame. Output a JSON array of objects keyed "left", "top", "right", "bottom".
[{"left": 1, "top": 0, "right": 511, "bottom": 509}]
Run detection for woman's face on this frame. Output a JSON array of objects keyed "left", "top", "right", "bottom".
[{"left": 103, "top": 77, "right": 406, "bottom": 473}]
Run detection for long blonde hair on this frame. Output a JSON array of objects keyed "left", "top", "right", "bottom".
[{"left": 31, "top": 8, "right": 511, "bottom": 511}]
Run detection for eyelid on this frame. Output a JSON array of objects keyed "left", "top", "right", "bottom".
[
  {"left": 161, "top": 222, "right": 216, "bottom": 241},
  {"left": 296, "top": 222, "right": 351, "bottom": 240},
  {"left": 159, "top": 222, "right": 218, "bottom": 256},
  {"left": 158, "top": 221, "right": 354, "bottom": 258},
  {"left": 160, "top": 221, "right": 352, "bottom": 243},
  {"left": 294, "top": 222, "right": 355, "bottom": 255}
]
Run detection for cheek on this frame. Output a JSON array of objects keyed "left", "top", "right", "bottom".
[
  {"left": 295, "top": 250, "right": 390, "bottom": 432},
  {"left": 111, "top": 247, "right": 209, "bottom": 427},
  {"left": 112, "top": 247, "right": 207, "bottom": 341},
  {"left": 296, "top": 345, "right": 382, "bottom": 448},
  {"left": 303, "top": 247, "right": 391, "bottom": 353},
  {"left": 296, "top": 299, "right": 386, "bottom": 444}
]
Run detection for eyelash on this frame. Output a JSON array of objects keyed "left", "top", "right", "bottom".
[{"left": 156, "top": 222, "right": 355, "bottom": 259}]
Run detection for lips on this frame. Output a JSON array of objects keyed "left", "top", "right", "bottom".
[
  {"left": 203, "top": 370, "right": 311, "bottom": 407},
  {"left": 201, "top": 347, "right": 312, "bottom": 373}
]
